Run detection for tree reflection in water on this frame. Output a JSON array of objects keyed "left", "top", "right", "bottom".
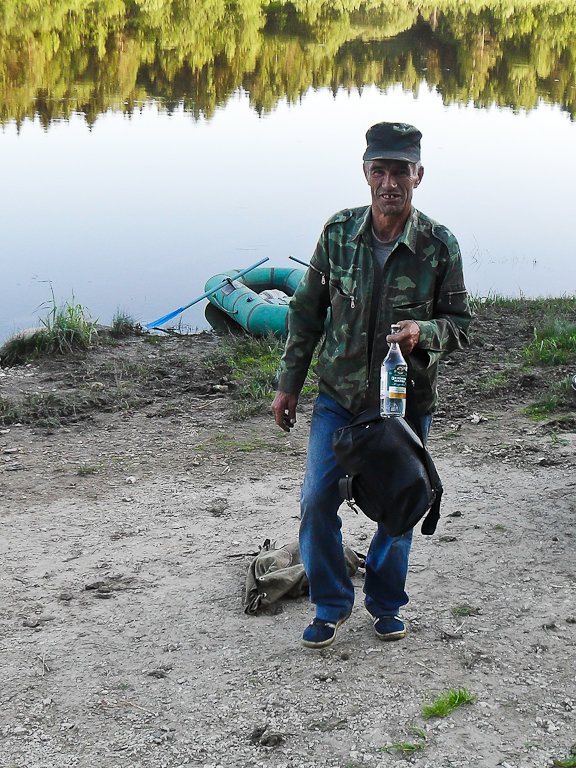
[{"left": 1, "top": 0, "right": 575, "bottom": 128}]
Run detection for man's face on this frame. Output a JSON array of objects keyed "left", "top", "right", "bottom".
[{"left": 364, "top": 159, "right": 423, "bottom": 219}]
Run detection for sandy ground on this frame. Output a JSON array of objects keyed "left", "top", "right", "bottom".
[{"left": 0, "top": 327, "right": 575, "bottom": 768}]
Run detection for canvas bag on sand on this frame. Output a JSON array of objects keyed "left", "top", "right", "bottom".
[{"left": 244, "top": 539, "right": 363, "bottom": 614}]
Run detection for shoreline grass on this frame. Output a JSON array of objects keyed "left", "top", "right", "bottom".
[
  {"left": 2, "top": 294, "right": 575, "bottom": 423},
  {"left": 1, "top": 295, "right": 97, "bottom": 366},
  {"left": 470, "top": 293, "right": 576, "bottom": 313},
  {"left": 110, "top": 311, "right": 141, "bottom": 339}
]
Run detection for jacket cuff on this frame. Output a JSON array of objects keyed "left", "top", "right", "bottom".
[
  {"left": 276, "top": 371, "right": 305, "bottom": 395},
  {"left": 415, "top": 320, "right": 437, "bottom": 349}
]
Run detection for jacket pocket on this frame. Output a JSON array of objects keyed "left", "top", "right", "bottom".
[
  {"left": 329, "top": 278, "right": 357, "bottom": 310},
  {"left": 391, "top": 298, "right": 433, "bottom": 321}
]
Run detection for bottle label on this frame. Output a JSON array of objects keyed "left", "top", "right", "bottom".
[
  {"left": 381, "top": 363, "right": 407, "bottom": 417},
  {"left": 387, "top": 365, "right": 407, "bottom": 392}
]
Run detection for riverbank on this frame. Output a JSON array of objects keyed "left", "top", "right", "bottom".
[{"left": 1, "top": 302, "right": 575, "bottom": 768}]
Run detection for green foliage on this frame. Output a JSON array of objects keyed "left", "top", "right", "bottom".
[
  {"left": 523, "top": 320, "right": 576, "bottom": 366},
  {"left": 376, "top": 741, "right": 425, "bottom": 754},
  {"left": 41, "top": 296, "right": 98, "bottom": 352},
  {"left": 476, "top": 369, "right": 514, "bottom": 391},
  {"left": 553, "top": 744, "right": 576, "bottom": 767},
  {"left": 470, "top": 294, "right": 576, "bottom": 315},
  {"left": 77, "top": 464, "right": 100, "bottom": 475},
  {"left": 110, "top": 311, "right": 140, "bottom": 338},
  {"left": 469, "top": 292, "right": 525, "bottom": 312},
  {"left": 207, "top": 332, "right": 317, "bottom": 418},
  {"left": 451, "top": 604, "right": 480, "bottom": 617},
  {"left": 375, "top": 726, "right": 426, "bottom": 755},
  {"left": 2, "top": 0, "right": 576, "bottom": 127},
  {"left": 1, "top": 294, "right": 97, "bottom": 366},
  {"left": 0, "top": 397, "right": 19, "bottom": 424},
  {"left": 421, "top": 688, "right": 476, "bottom": 719},
  {"left": 0, "top": 392, "right": 83, "bottom": 427},
  {"left": 0, "top": 329, "right": 49, "bottom": 366},
  {"left": 523, "top": 396, "right": 563, "bottom": 420}
]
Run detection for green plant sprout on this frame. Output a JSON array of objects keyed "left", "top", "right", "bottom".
[{"left": 422, "top": 688, "right": 476, "bottom": 719}]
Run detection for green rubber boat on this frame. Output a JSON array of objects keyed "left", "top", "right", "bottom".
[{"left": 204, "top": 266, "right": 305, "bottom": 338}]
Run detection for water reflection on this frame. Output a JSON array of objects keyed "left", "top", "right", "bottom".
[
  {"left": 1, "top": 0, "right": 575, "bottom": 127},
  {"left": 1, "top": 2, "right": 575, "bottom": 342}
]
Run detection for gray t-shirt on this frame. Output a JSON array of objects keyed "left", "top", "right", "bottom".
[{"left": 369, "top": 228, "right": 399, "bottom": 361}]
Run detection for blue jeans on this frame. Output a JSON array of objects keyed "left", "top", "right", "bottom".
[{"left": 299, "top": 393, "right": 432, "bottom": 623}]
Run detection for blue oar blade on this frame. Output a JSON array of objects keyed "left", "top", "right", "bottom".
[
  {"left": 144, "top": 307, "right": 185, "bottom": 329},
  {"left": 144, "top": 256, "right": 269, "bottom": 329}
]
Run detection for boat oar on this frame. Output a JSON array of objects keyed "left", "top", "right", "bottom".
[
  {"left": 144, "top": 257, "right": 270, "bottom": 328},
  {"left": 289, "top": 255, "right": 310, "bottom": 268}
]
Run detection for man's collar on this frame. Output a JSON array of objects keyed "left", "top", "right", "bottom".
[
  {"left": 350, "top": 206, "right": 373, "bottom": 240},
  {"left": 400, "top": 208, "right": 418, "bottom": 253},
  {"left": 353, "top": 206, "right": 418, "bottom": 253}
]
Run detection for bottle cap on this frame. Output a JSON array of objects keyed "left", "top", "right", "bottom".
[{"left": 390, "top": 324, "right": 401, "bottom": 334}]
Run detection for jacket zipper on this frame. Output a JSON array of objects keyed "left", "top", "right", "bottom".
[
  {"left": 308, "top": 262, "right": 326, "bottom": 285},
  {"left": 446, "top": 289, "right": 468, "bottom": 305}
]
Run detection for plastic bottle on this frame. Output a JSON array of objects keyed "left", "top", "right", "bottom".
[{"left": 380, "top": 324, "right": 407, "bottom": 417}]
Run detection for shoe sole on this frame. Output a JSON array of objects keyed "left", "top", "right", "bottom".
[
  {"left": 302, "top": 614, "right": 350, "bottom": 649},
  {"left": 375, "top": 628, "right": 406, "bottom": 641}
]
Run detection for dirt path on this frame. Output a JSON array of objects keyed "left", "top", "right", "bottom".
[{"left": 1, "top": 331, "right": 575, "bottom": 768}]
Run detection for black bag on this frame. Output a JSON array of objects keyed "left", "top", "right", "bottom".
[{"left": 332, "top": 407, "right": 442, "bottom": 537}]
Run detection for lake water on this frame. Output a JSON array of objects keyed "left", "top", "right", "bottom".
[{"left": 1, "top": 0, "right": 575, "bottom": 343}]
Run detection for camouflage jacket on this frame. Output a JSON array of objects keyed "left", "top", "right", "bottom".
[{"left": 276, "top": 205, "right": 472, "bottom": 415}]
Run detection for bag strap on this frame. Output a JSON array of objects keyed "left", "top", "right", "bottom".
[
  {"left": 338, "top": 476, "right": 359, "bottom": 514},
  {"left": 419, "top": 442, "right": 443, "bottom": 535},
  {"left": 404, "top": 409, "right": 443, "bottom": 535}
]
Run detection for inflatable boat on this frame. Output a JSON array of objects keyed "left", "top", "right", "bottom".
[{"left": 204, "top": 266, "right": 305, "bottom": 337}]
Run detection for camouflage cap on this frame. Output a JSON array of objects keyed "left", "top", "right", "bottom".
[{"left": 363, "top": 122, "right": 422, "bottom": 163}]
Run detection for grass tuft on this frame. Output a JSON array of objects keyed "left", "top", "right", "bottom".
[
  {"left": 553, "top": 743, "right": 576, "bottom": 767},
  {"left": 0, "top": 396, "right": 19, "bottom": 424},
  {"left": 206, "top": 333, "right": 317, "bottom": 418},
  {"left": 377, "top": 741, "right": 425, "bottom": 754},
  {"left": 110, "top": 311, "right": 140, "bottom": 339},
  {"left": 0, "top": 390, "right": 107, "bottom": 427},
  {"left": 376, "top": 726, "right": 426, "bottom": 755},
  {"left": 476, "top": 369, "right": 515, "bottom": 391},
  {"left": 523, "top": 378, "right": 576, "bottom": 420},
  {"left": 523, "top": 396, "right": 563, "bottom": 420},
  {"left": 422, "top": 688, "right": 476, "bottom": 719},
  {"left": 523, "top": 320, "right": 576, "bottom": 366},
  {"left": 40, "top": 293, "right": 97, "bottom": 354},
  {"left": 1, "top": 293, "right": 97, "bottom": 366},
  {"left": 77, "top": 464, "right": 100, "bottom": 476}
]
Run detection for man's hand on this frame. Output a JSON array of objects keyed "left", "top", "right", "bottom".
[
  {"left": 386, "top": 320, "right": 420, "bottom": 356},
  {"left": 271, "top": 391, "right": 299, "bottom": 432}
]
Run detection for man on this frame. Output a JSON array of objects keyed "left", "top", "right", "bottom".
[{"left": 271, "top": 122, "right": 471, "bottom": 649}]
